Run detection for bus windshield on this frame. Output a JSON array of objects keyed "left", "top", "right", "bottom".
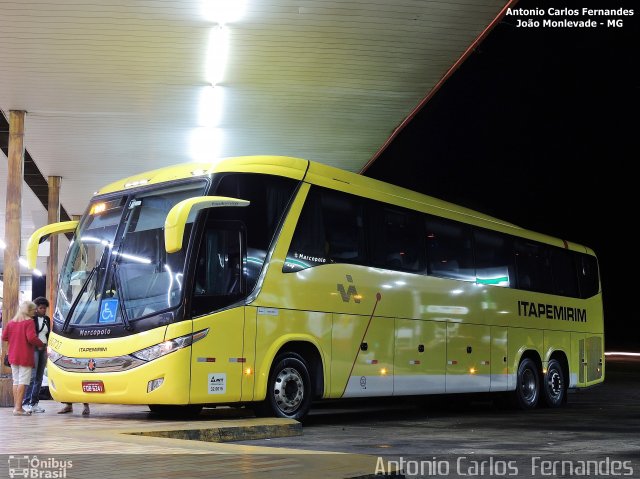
[{"left": 57, "top": 182, "right": 207, "bottom": 328}]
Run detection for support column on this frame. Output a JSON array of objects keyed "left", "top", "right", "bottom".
[
  {"left": 1, "top": 110, "right": 26, "bottom": 406},
  {"left": 46, "top": 176, "right": 62, "bottom": 310}
]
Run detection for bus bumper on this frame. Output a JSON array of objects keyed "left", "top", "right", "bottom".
[{"left": 47, "top": 348, "right": 192, "bottom": 405}]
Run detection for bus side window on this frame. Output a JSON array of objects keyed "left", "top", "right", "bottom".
[
  {"left": 321, "top": 190, "right": 366, "bottom": 264},
  {"left": 575, "top": 253, "right": 600, "bottom": 298},
  {"left": 191, "top": 222, "right": 244, "bottom": 317},
  {"left": 473, "top": 229, "right": 514, "bottom": 288},
  {"left": 549, "top": 248, "right": 579, "bottom": 297},
  {"left": 369, "top": 205, "right": 425, "bottom": 272},
  {"left": 425, "top": 216, "right": 474, "bottom": 281},
  {"left": 514, "top": 241, "right": 553, "bottom": 294},
  {"left": 285, "top": 188, "right": 328, "bottom": 272}
]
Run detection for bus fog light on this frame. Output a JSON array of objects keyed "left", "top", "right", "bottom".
[{"left": 147, "top": 378, "right": 164, "bottom": 393}]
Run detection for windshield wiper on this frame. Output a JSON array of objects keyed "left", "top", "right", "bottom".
[
  {"left": 61, "top": 244, "right": 111, "bottom": 333},
  {"left": 112, "top": 264, "right": 133, "bottom": 331},
  {"left": 61, "top": 263, "right": 99, "bottom": 333}
]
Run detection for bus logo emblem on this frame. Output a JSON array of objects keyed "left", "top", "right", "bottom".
[
  {"left": 337, "top": 275, "right": 361, "bottom": 303},
  {"left": 87, "top": 359, "right": 96, "bottom": 371}
]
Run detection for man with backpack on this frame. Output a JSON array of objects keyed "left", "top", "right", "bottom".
[{"left": 22, "top": 296, "right": 51, "bottom": 413}]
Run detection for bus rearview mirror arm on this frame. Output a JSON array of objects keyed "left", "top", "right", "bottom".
[
  {"left": 26, "top": 221, "right": 79, "bottom": 270},
  {"left": 164, "top": 196, "right": 250, "bottom": 254}
]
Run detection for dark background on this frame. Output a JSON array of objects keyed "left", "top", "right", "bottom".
[{"left": 365, "top": 0, "right": 638, "bottom": 350}]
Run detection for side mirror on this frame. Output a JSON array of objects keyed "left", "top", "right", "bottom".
[
  {"left": 164, "top": 196, "right": 249, "bottom": 253},
  {"left": 26, "top": 220, "right": 79, "bottom": 269}
]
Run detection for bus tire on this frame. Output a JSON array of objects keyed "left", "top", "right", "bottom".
[
  {"left": 148, "top": 404, "right": 203, "bottom": 417},
  {"left": 513, "top": 357, "right": 540, "bottom": 410},
  {"left": 541, "top": 359, "right": 566, "bottom": 408},
  {"left": 266, "top": 352, "right": 312, "bottom": 420}
]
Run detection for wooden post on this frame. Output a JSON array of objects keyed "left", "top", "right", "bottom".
[
  {"left": 47, "top": 176, "right": 62, "bottom": 310},
  {"left": 1, "top": 110, "right": 26, "bottom": 406}
]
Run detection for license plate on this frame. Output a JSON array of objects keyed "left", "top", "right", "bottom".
[{"left": 82, "top": 380, "right": 105, "bottom": 393}]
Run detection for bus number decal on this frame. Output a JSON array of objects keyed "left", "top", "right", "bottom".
[{"left": 208, "top": 373, "right": 226, "bottom": 394}]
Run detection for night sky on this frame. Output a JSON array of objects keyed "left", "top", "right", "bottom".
[{"left": 365, "top": 0, "right": 638, "bottom": 350}]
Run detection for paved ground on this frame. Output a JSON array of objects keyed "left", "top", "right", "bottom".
[
  {"left": 1, "top": 357, "right": 638, "bottom": 478},
  {"left": 240, "top": 358, "right": 640, "bottom": 456}
]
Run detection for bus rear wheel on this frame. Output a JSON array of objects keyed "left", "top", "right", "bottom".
[
  {"left": 542, "top": 359, "right": 566, "bottom": 408},
  {"left": 266, "top": 353, "right": 312, "bottom": 420},
  {"left": 513, "top": 358, "right": 540, "bottom": 409},
  {"left": 148, "top": 404, "right": 203, "bottom": 417}
]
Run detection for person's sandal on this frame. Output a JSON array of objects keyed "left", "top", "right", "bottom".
[
  {"left": 13, "top": 410, "right": 31, "bottom": 416},
  {"left": 58, "top": 405, "right": 73, "bottom": 414}
]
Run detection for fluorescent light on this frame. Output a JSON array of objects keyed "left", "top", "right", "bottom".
[
  {"left": 0, "top": 239, "right": 5, "bottom": 249},
  {"left": 33, "top": 269, "right": 43, "bottom": 277},
  {"left": 199, "top": 85, "right": 224, "bottom": 126},
  {"left": 202, "top": 0, "right": 247, "bottom": 24},
  {"left": 207, "top": 25, "right": 229, "bottom": 86},
  {"left": 18, "top": 257, "right": 29, "bottom": 267},
  {"left": 190, "top": 127, "right": 223, "bottom": 162}
]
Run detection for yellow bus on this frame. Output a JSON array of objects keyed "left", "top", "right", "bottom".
[{"left": 28, "top": 156, "right": 603, "bottom": 419}]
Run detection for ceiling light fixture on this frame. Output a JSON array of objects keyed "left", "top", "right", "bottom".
[
  {"left": 199, "top": 85, "right": 224, "bottom": 126},
  {"left": 191, "top": 127, "right": 223, "bottom": 162},
  {"left": 207, "top": 25, "right": 229, "bottom": 86},
  {"left": 202, "top": 0, "right": 247, "bottom": 24}
]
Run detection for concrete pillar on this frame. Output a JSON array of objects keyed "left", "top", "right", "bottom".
[
  {"left": 46, "top": 176, "right": 62, "bottom": 310},
  {"left": 1, "top": 110, "right": 26, "bottom": 406}
]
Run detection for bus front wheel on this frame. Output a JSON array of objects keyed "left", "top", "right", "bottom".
[
  {"left": 513, "top": 358, "right": 540, "bottom": 409},
  {"left": 541, "top": 359, "right": 566, "bottom": 408},
  {"left": 266, "top": 353, "right": 312, "bottom": 420}
]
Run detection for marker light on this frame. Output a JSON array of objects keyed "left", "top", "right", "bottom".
[
  {"left": 90, "top": 203, "right": 106, "bottom": 215},
  {"left": 124, "top": 179, "right": 149, "bottom": 188}
]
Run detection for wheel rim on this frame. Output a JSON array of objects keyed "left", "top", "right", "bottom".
[
  {"left": 520, "top": 367, "right": 538, "bottom": 404},
  {"left": 273, "top": 367, "right": 304, "bottom": 414},
  {"left": 546, "top": 368, "right": 563, "bottom": 401}
]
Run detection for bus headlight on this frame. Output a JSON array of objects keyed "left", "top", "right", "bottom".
[{"left": 131, "top": 329, "right": 208, "bottom": 362}]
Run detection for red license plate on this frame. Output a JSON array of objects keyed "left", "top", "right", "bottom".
[{"left": 82, "top": 380, "right": 105, "bottom": 393}]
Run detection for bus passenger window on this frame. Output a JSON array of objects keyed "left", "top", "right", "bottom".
[
  {"left": 514, "top": 241, "right": 553, "bottom": 294},
  {"left": 425, "top": 217, "right": 474, "bottom": 281},
  {"left": 321, "top": 191, "right": 365, "bottom": 264},
  {"left": 549, "top": 248, "right": 579, "bottom": 297},
  {"left": 575, "top": 253, "right": 600, "bottom": 298},
  {"left": 285, "top": 187, "right": 365, "bottom": 271},
  {"left": 473, "top": 229, "right": 514, "bottom": 287},
  {"left": 370, "top": 206, "right": 424, "bottom": 272},
  {"left": 285, "top": 188, "right": 327, "bottom": 272}
]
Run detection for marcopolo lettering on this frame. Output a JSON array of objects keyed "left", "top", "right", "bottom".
[{"left": 517, "top": 301, "right": 587, "bottom": 322}]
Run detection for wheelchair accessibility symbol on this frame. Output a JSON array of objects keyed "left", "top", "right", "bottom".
[{"left": 99, "top": 299, "right": 118, "bottom": 324}]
